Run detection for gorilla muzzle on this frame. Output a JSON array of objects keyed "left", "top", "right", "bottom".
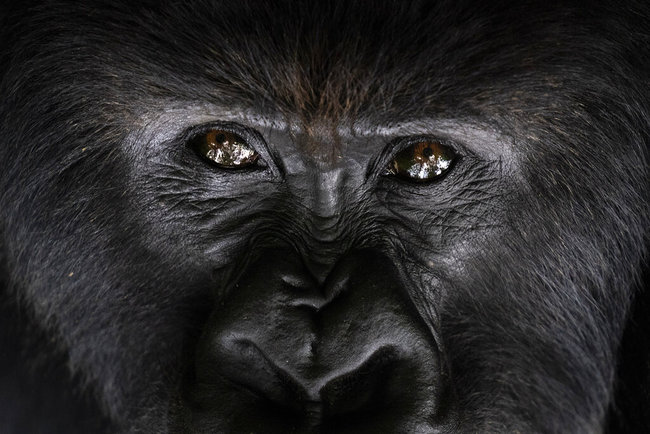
[{"left": 187, "top": 248, "right": 444, "bottom": 433}]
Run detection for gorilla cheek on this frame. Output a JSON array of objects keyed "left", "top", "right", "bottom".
[{"left": 182, "top": 249, "right": 443, "bottom": 433}]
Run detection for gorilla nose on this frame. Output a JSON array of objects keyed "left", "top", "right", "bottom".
[{"left": 190, "top": 249, "right": 443, "bottom": 431}]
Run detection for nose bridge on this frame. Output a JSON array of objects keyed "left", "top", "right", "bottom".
[
  {"left": 291, "top": 164, "right": 356, "bottom": 284},
  {"left": 311, "top": 166, "right": 346, "bottom": 231}
]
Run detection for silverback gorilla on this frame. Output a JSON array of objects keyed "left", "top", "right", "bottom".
[{"left": 0, "top": 1, "right": 648, "bottom": 433}]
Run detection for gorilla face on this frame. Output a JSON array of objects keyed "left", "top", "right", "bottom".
[{"left": 0, "top": 1, "right": 648, "bottom": 433}]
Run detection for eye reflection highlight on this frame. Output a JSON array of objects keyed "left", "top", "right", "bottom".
[
  {"left": 386, "top": 140, "right": 455, "bottom": 182},
  {"left": 192, "top": 129, "right": 259, "bottom": 169}
]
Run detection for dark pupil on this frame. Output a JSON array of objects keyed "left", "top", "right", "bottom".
[
  {"left": 215, "top": 133, "right": 226, "bottom": 143},
  {"left": 422, "top": 147, "right": 433, "bottom": 158}
]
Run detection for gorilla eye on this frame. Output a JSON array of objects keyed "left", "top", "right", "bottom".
[
  {"left": 191, "top": 129, "right": 260, "bottom": 169},
  {"left": 386, "top": 140, "right": 456, "bottom": 182}
]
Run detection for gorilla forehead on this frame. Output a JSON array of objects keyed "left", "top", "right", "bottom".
[{"left": 13, "top": 0, "right": 625, "bottom": 125}]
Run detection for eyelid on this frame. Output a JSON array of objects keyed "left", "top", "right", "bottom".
[{"left": 391, "top": 136, "right": 457, "bottom": 155}]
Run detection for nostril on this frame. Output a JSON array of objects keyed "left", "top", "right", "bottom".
[
  {"left": 320, "top": 346, "right": 401, "bottom": 417},
  {"left": 201, "top": 337, "right": 309, "bottom": 412}
]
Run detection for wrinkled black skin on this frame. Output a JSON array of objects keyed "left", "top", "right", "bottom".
[{"left": 0, "top": 1, "right": 649, "bottom": 433}]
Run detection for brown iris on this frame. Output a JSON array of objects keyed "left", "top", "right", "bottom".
[
  {"left": 386, "top": 140, "right": 455, "bottom": 182},
  {"left": 192, "top": 129, "right": 259, "bottom": 168}
]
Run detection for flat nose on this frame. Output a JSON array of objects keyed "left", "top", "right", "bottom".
[{"left": 191, "top": 248, "right": 442, "bottom": 432}]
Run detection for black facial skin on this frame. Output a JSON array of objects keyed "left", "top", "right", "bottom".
[{"left": 0, "top": 1, "right": 648, "bottom": 433}]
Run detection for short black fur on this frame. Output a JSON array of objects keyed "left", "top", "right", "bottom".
[{"left": 0, "top": 1, "right": 648, "bottom": 432}]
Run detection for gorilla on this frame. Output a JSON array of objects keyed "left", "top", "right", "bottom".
[{"left": 0, "top": 1, "right": 648, "bottom": 433}]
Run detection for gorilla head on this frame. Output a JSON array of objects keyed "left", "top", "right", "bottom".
[{"left": 0, "top": 1, "right": 648, "bottom": 433}]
